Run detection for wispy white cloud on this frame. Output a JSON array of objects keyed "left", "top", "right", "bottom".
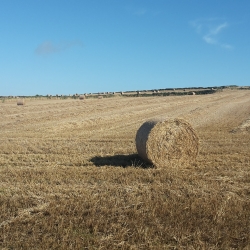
[
  {"left": 190, "top": 18, "right": 233, "bottom": 49},
  {"left": 203, "top": 35, "right": 217, "bottom": 44},
  {"left": 211, "top": 22, "right": 228, "bottom": 35},
  {"left": 202, "top": 23, "right": 228, "bottom": 44},
  {"left": 35, "top": 40, "right": 83, "bottom": 55}
]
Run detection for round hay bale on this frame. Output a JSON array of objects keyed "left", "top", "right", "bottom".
[
  {"left": 79, "top": 95, "right": 85, "bottom": 100},
  {"left": 135, "top": 118, "right": 199, "bottom": 167},
  {"left": 17, "top": 99, "right": 25, "bottom": 105}
]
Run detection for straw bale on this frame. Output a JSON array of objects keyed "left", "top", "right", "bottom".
[
  {"left": 79, "top": 95, "right": 85, "bottom": 100},
  {"left": 17, "top": 99, "right": 25, "bottom": 105},
  {"left": 135, "top": 118, "right": 199, "bottom": 167}
]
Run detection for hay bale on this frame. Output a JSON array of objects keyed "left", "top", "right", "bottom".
[
  {"left": 79, "top": 95, "right": 85, "bottom": 100},
  {"left": 17, "top": 99, "right": 25, "bottom": 105},
  {"left": 135, "top": 118, "right": 199, "bottom": 167}
]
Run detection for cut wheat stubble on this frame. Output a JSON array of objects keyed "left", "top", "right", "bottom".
[{"left": 135, "top": 118, "right": 199, "bottom": 168}]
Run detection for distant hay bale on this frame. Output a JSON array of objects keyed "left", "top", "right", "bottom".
[
  {"left": 17, "top": 99, "right": 25, "bottom": 105},
  {"left": 98, "top": 95, "right": 103, "bottom": 99},
  {"left": 79, "top": 95, "right": 85, "bottom": 100},
  {"left": 136, "top": 118, "right": 199, "bottom": 168}
]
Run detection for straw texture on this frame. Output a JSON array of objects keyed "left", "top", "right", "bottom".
[
  {"left": 17, "top": 99, "right": 25, "bottom": 105},
  {"left": 136, "top": 118, "right": 199, "bottom": 167}
]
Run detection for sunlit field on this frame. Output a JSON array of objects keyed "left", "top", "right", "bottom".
[{"left": 1, "top": 89, "right": 250, "bottom": 249}]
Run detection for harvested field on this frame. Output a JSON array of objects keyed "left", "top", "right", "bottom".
[{"left": 0, "top": 89, "right": 250, "bottom": 249}]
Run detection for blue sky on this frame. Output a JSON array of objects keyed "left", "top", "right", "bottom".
[{"left": 1, "top": 0, "right": 250, "bottom": 96}]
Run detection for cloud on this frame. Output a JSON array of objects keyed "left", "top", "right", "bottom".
[
  {"left": 211, "top": 22, "right": 228, "bottom": 35},
  {"left": 203, "top": 22, "right": 228, "bottom": 45},
  {"left": 203, "top": 35, "right": 217, "bottom": 44},
  {"left": 35, "top": 40, "right": 83, "bottom": 55},
  {"left": 190, "top": 18, "right": 233, "bottom": 49}
]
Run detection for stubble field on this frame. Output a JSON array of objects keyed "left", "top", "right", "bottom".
[{"left": 0, "top": 89, "right": 250, "bottom": 249}]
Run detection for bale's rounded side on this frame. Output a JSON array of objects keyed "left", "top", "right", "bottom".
[
  {"left": 17, "top": 99, "right": 25, "bottom": 105},
  {"left": 136, "top": 118, "right": 199, "bottom": 167}
]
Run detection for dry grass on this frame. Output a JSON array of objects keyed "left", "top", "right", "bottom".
[
  {"left": 136, "top": 118, "right": 199, "bottom": 167},
  {"left": 0, "top": 89, "right": 250, "bottom": 249}
]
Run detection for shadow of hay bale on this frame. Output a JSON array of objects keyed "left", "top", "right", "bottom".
[{"left": 90, "top": 154, "right": 152, "bottom": 168}]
